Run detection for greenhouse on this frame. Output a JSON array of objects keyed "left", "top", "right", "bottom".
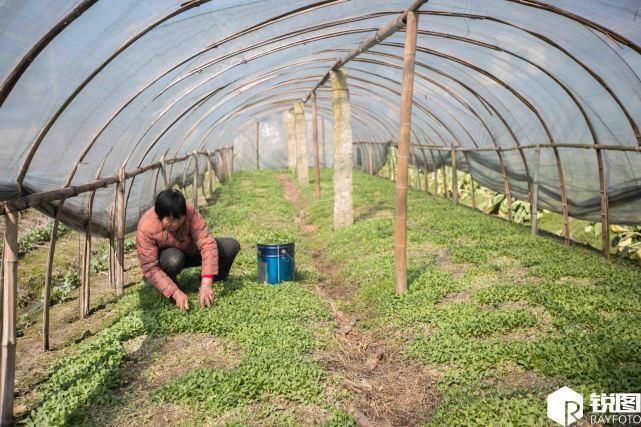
[{"left": 0, "top": 0, "right": 640, "bottom": 425}]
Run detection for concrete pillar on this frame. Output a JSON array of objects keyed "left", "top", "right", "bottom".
[
  {"left": 330, "top": 70, "right": 353, "bottom": 230},
  {"left": 285, "top": 110, "right": 296, "bottom": 173},
  {"left": 293, "top": 102, "right": 309, "bottom": 185}
]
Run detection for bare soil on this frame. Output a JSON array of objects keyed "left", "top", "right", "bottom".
[{"left": 277, "top": 174, "right": 439, "bottom": 427}]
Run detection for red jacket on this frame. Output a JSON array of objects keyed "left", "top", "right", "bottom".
[{"left": 136, "top": 204, "right": 218, "bottom": 298}]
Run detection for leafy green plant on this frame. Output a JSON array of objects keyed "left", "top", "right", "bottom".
[
  {"left": 15, "top": 223, "right": 68, "bottom": 257},
  {"left": 49, "top": 271, "right": 81, "bottom": 305}
]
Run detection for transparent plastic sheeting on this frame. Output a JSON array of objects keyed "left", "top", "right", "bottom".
[{"left": 0, "top": 0, "right": 639, "bottom": 235}]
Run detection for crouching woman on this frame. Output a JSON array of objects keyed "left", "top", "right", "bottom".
[{"left": 136, "top": 189, "right": 240, "bottom": 310}]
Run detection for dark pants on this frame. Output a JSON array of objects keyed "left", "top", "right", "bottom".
[{"left": 159, "top": 237, "right": 241, "bottom": 283}]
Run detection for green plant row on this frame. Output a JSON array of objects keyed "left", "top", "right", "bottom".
[
  {"left": 26, "top": 171, "right": 350, "bottom": 426},
  {"left": 301, "top": 169, "right": 641, "bottom": 426}
]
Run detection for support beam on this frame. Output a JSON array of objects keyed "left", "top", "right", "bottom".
[
  {"left": 311, "top": 93, "right": 321, "bottom": 199},
  {"left": 115, "top": 167, "right": 126, "bottom": 295},
  {"left": 0, "top": 209, "right": 17, "bottom": 426},
  {"left": 451, "top": 148, "right": 459, "bottom": 204},
  {"left": 331, "top": 69, "right": 354, "bottom": 230},
  {"left": 394, "top": 10, "right": 418, "bottom": 295},
  {"left": 293, "top": 102, "right": 309, "bottom": 186},
  {"left": 531, "top": 145, "right": 541, "bottom": 235}
]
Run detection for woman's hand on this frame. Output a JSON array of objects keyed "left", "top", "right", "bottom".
[
  {"left": 172, "top": 289, "right": 190, "bottom": 311},
  {"left": 199, "top": 278, "right": 215, "bottom": 308}
]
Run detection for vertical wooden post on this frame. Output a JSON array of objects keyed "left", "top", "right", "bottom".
[
  {"left": 330, "top": 69, "right": 354, "bottom": 229},
  {"left": 108, "top": 196, "right": 116, "bottom": 290},
  {"left": 595, "top": 148, "right": 610, "bottom": 258},
  {"left": 80, "top": 191, "right": 95, "bottom": 319},
  {"left": 394, "top": 10, "right": 418, "bottom": 295},
  {"left": 368, "top": 143, "right": 374, "bottom": 175},
  {"left": 312, "top": 93, "right": 321, "bottom": 199},
  {"left": 531, "top": 145, "right": 541, "bottom": 235},
  {"left": 192, "top": 153, "right": 199, "bottom": 210},
  {"left": 321, "top": 119, "right": 326, "bottom": 168},
  {"left": 115, "top": 167, "right": 126, "bottom": 295},
  {"left": 43, "top": 207, "right": 63, "bottom": 351},
  {"left": 0, "top": 208, "right": 18, "bottom": 426},
  {"left": 441, "top": 165, "right": 448, "bottom": 198},
  {"left": 256, "top": 122, "right": 260, "bottom": 170},
  {"left": 451, "top": 147, "right": 459, "bottom": 204},
  {"left": 80, "top": 223, "right": 91, "bottom": 319}
]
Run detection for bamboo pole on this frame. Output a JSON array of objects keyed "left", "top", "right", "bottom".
[
  {"left": 115, "top": 167, "right": 125, "bottom": 295},
  {"left": 441, "top": 165, "right": 448, "bottom": 198},
  {"left": 394, "top": 10, "right": 418, "bottom": 295},
  {"left": 42, "top": 208, "right": 62, "bottom": 351},
  {"left": 0, "top": 208, "right": 18, "bottom": 425},
  {"left": 597, "top": 150, "right": 610, "bottom": 258},
  {"left": 321, "top": 119, "right": 326, "bottom": 168},
  {"left": 312, "top": 93, "right": 321, "bottom": 199},
  {"left": 451, "top": 148, "right": 459, "bottom": 204},
  {"left": 80, "top": 220, "right": 91, "bottom": 319},
  {"left": 531, "top": 145, "right": 541, "bottom": 235},
  {"left": 368, "top": 143, "right": 374, "bottom": 175},
  {"left": 256, "top": 121, "right": 260, "bottom": 170}
]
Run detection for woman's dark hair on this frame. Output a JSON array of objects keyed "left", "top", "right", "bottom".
[{"left": 155, "top": 189, "right": 187, "bottom": 219}]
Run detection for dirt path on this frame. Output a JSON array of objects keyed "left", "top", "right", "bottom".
[{"left": 277, "top": 174, "right": 438, "bottom": 427}]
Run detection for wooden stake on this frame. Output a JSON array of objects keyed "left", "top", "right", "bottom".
[
  {"left": 312, "top": 93, "right": 321, "bottom": 199},
  {"left": 42, "top": 208, "right": 62, "bottom": 351},
  {"left": 115, "top": 167, "right": 126, "bottom": 295},
  {"left": 394, "top": 10, "right": 418, "bottom": 295},
  {"left": 531, "top": 145, "right": 540, "bottom": 235},
  {"left": 321, "top": 119, "right": 326, "bottom": 168},
  {"left": 451, "top": 148, "right": 459, "bottom": 204},
  {"left": 0, "top": 208, "right": 18, "bottom": 425}
]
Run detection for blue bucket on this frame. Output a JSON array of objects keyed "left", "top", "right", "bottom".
[{"left": 257, "top": 243, "right": 295, "bottom": 285}]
